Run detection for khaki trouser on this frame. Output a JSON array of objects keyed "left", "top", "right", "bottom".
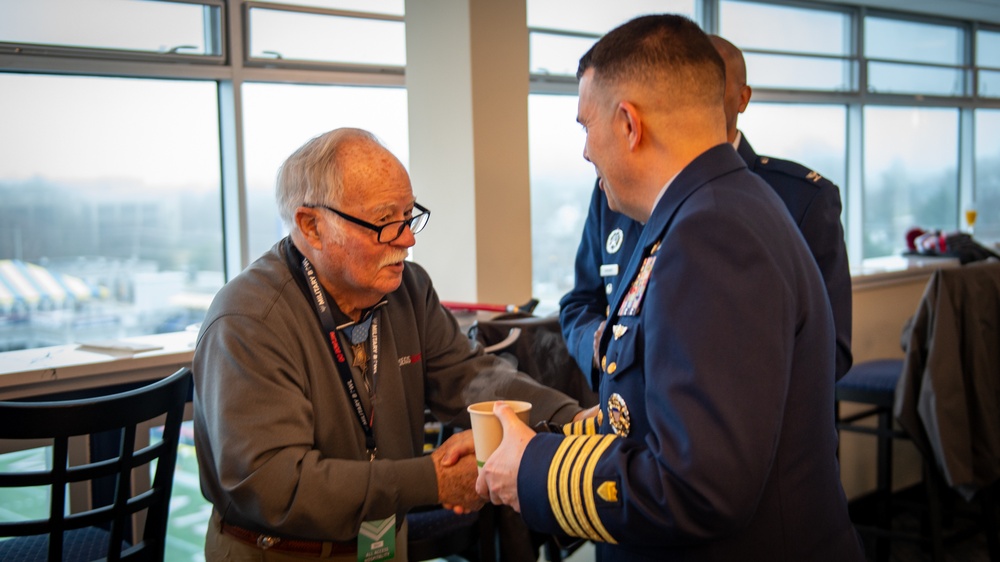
[{"left": 205, "top": 510, "right": 409, "bottom": 562}]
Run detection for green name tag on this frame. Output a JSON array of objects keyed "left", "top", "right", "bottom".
[{"left": 358, "top": 515, "right": 395, "bottom": 562}]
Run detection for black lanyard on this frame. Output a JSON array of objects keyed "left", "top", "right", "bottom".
[{"left": 297, "top": 253, "right": 380, "bottom": 460}]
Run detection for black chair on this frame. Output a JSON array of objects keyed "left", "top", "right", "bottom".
[
  {"left": 470, "top": 313, "right": 599, "bottom": 409},
  {"left": 0, "top": 367, "right": 192, "bottom": 561},
  {"left": 837, "top": 262, "right": 1000, "bottom": 561},
  {"left": 407, "top": 503, "right": 496, "bottom": 562},
  {"left": 836, "top": 358, "right": 908, "bottom": 561}
]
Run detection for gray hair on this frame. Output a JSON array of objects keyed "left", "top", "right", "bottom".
[{"left": 275, "top": 128, "right": 384, "bottom": 227}]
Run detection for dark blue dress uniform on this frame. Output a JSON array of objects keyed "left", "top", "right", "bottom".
[
  {"left": 559, "top": 181, "right": 643, "bottom": 389},
  {"left": 524, "top": 145, "right": 864, "bottom": 561},
  {"left": 737, "top": 134, "right": 853, "bottom": 379},
  {"left": 561, "top": 133, "right": 852, "bottom": 381}
]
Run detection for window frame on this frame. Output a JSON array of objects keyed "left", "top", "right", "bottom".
[
  {"left": 0, "top": 0, "right": 228, "bottom": 66},
  {"left": 0, "top": 0, "right": 407, "bottom": 285}
]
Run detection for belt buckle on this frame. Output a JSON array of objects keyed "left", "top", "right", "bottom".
[{"left": 257, "top": 534, "right": 281, "bottom": 550}]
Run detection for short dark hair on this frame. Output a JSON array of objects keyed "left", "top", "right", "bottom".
[{"left": 577, "top": 14, "right": 724, "bottom": 107}]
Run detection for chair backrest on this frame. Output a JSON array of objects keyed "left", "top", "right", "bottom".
[
  {"left": 470, "top": 314, "right": 599, "bottom": 407},
  {"left": 0, "top": 367, "right": 192, "bottom": 561}
]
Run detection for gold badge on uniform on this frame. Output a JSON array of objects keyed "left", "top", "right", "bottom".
[
  {"left": 608, "top": 393, "right": 630, "bottom": 437},
  {"left": 596, "top": 480, "right": 619, "bottom": 503},
  {"left": 611, "top": 324, "right": 627, "bottom": 340}
]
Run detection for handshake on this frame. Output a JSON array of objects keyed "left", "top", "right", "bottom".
[
  {"left": 431, "top": 400, "right": 536, "bottom": 513},
  {"left": 433, "top": 400, "right": 599, "bottom": 513}
]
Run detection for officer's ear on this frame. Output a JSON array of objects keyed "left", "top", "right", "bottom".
[
  {"left": 738, "top": 84, "right": 752, "bottom": 115},
  {"left": 616, "top": 101, "right": 643, "bottom": 152}
]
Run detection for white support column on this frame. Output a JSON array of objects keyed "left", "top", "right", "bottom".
[{"left": 404, "top": 0, "right": 532, "bottom": 304}]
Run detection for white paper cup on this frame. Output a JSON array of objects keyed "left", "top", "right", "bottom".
[{"left": 467, "top": 400, "right": 532, "bottom": 468}]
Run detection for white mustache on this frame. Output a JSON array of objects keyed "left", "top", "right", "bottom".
[{"left": 378, "top": 252, "right": 409, "bottom": 268}]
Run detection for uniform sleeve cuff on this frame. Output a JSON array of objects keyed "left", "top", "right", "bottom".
[{"left": 517, "top": 433, "right": 564, "bottom": 534}]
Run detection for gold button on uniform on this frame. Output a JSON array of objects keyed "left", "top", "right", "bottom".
[{"left": 607, "top": 362, "right": 617, "bottom": 374}]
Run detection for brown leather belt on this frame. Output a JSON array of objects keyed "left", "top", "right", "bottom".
[{"left": 220, "top": 520, "right": 356, "bottom": 557}]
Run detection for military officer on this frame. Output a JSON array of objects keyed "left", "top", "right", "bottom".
[
  {"left": 559, "top": 183, "right": 642, "bottom": 389},
  {"left": 479, "top": 15, "right": 863, "bottom": 561},
  {"left": 560, "top": 35, "right": 852, "bottom": 383}
]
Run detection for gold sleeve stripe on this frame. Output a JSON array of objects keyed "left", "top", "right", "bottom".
[
  {"left": 547, "top": 434, "right": 619, "bottom": 543},
  {"left": 547, "top": 436, "right": 580, "bottom": 535},
  {"left": 583, "top": 435, "right": 618, "bottom": 544},
  {"left": 558, "top": 437, "right": 590, "bottom": 538},
  {"left": 568, "top": 436, "right": 604, "bottom": 541},
  {"left": 562, "top": 410, "right": 602, "bottom": 436}
]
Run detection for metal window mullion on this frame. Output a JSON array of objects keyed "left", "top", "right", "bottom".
[
  {"left": 221, "top": 0, "right": 249, "bottom": 279},
  {"left": 846, "top": 102, "right": 864, "bottom": 265},
  {"left": 527, "top": 27, "right": 602, "bottom": 40},
  {"left": 204, "top": 3, "right": 225, "bottom": 59},
  {"left": 742, "top": 47, "right": 851, "bottom": 63},
  {"left": 245, "top": 1, "right": 404, "bottom": 23},
  {"left": 239, "top": 66, "right": 405, "bottom": 87},
  {"left": 0, "top": 52, "right": 233, "bottom": 80},
  {"left": 845, "top": 5, "right": 865, "bottom": 266},
  {"left": 0, "top": 42, "right": 225, "bottom": 66},
  {"left": 701, "top": 0, "right": 719, "bottom": 34},
  {"left": 959, "top": 107, "right": 975, "bottom": 218}
]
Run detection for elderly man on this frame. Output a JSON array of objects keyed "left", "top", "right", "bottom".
[
  {"left": 193, "top": 128, "right": 585, "bottom": 561},
  {"left": 560, "top": 34, "right": 852, "bottom": 388},
  {"left": 478, "top": 15, "right": 863, "bottom": 561}
]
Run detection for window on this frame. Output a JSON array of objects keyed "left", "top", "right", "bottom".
[
  {"left": 0, "top": 74, "right": 223, "bottom": 351},
  {"left": 738, "top": 103, "right": 848, "bottom": 190},
  {"left": 528, "top": 94, "right": 594, "bottom": 310},
  {"left": 264, "top": 0, "right": 404, "bottom": 15},
  {"left": 865, "top": 16, "right": 966, "bottom": 96},
  {"left": 0, "top": 0, "right": 222, "bottom": 58},
  {"left": 526, "top": 0, "right": 697, "bottom": 311},
  {"left": 977, "top": 29, "right": 1000, "bottom": 97},
  {"left": 525, "top": 2, "right": 999, "bottom": 303},
  {"left": 528, "top": 0, "right": 697, "bottom": 76},
  {"left": 242, "top": 84, "right": 409, "bottom": 260},
  {"left": 247, "top": 6, "right": 405, "bottom": 66},
  {"left": 0, "top": 1, "right": 406, "bottom": 351},
  {"left": 863, "top": 107, "right": 959, "bottom": 259},
  {"left": 975, "top": 110, "right": 1000, "bottom": 240},
  {"left": 720, "top": 1, "right": 853, "bottom": 91}
]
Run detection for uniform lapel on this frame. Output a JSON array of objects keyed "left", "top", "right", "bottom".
[{"left": 599, "top": 144, "right": 749, "bottom": 356}]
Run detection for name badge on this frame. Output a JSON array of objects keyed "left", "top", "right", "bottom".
[
  {"left": 358, "top": 515, "right": 395, "bottom": 562},
  {"left": 599, "top": 264, "right": 619, "bottom": 277}
]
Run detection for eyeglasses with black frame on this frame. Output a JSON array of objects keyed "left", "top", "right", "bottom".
[{"left": 304, "top": 201, "right": 431, "bottom": 244}]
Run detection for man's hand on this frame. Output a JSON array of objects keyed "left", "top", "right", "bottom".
[
  {"left": 475, "top": 401, "right": 536, "bottom": 512},
  {"left": 592, "top": 320, "right": 606, "bottom": 369},
  {"left": 432, "top": 430, "right": 485, "bottom": 514},
  {"left": 573, "top": 405, "right": 601, "bottom": 423}
]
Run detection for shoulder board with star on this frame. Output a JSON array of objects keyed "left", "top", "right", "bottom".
[{"left": 756, "top": 156, "right": 836, "bottom": 188}]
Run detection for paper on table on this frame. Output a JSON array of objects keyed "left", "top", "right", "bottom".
[{"left": 76, "top": 340, "right": 164, "bottom": 355}]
